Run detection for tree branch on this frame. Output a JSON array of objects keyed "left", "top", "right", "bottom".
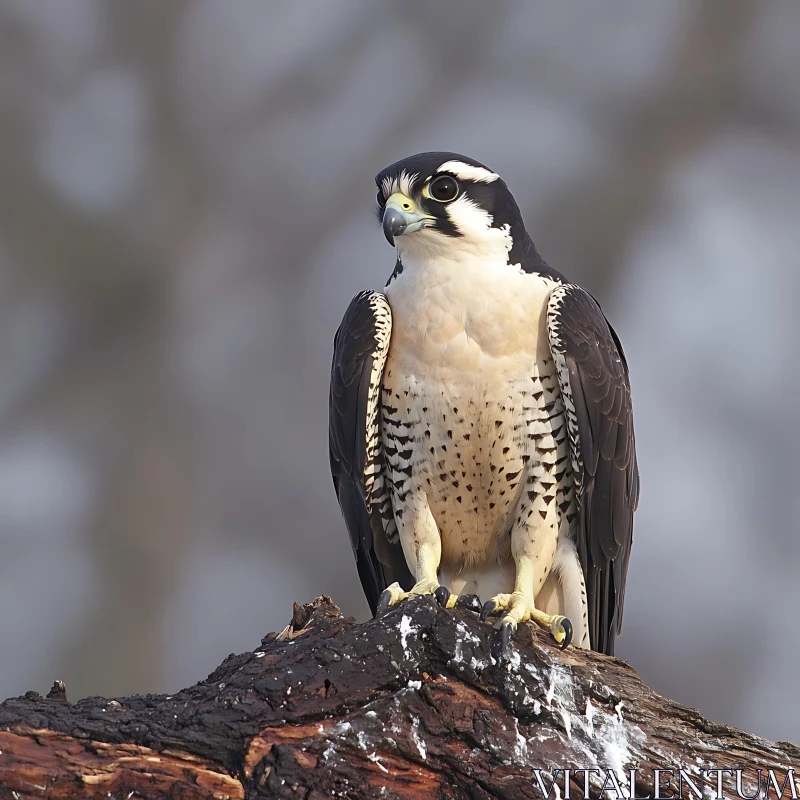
[{"left": 0, "top": 596, "right": 797, "bottom": 799}]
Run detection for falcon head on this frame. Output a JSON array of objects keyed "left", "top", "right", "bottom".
[{"left": 375, "top": 152, "right": 529, "bottom": 265}]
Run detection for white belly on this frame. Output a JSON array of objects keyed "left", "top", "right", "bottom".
[{"left": 381, "top": 255, "right": 569, "bottom": 581}]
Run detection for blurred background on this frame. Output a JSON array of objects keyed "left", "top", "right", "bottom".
[{"left": 0, "top": 0, "right": 798, "bottom": 744}]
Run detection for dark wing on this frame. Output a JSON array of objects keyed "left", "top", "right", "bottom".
[
  {"left": 547, "top": 285, "right": 639, "bottom": 656},
  {"left": 329, "top": 290, "right": 414, "bottom": 614}
]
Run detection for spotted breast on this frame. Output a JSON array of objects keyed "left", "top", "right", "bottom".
[{"left": 381, "top": 255, "right": 577, "bottom": 601}]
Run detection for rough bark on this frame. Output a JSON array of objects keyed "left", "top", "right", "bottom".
[{"left": 0, "top": 596, "right": 797, "bottom": 799}]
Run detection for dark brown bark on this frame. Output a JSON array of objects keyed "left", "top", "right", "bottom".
[{"left": 0, "top": 596, "right": 797, "bottom": 799}]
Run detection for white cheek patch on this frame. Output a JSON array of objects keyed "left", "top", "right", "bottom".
[
  {"left": 437, "top": 160, "right": 499, "bottom": 183},
  {"left": 426, "top": 195, "right": 515, "bottom": 264},
  {"left": 446, "top": 195, "right": 495, "bottom": 237},
  {"left": 381, "top": 169, "right": 418, "bottom": 199}
]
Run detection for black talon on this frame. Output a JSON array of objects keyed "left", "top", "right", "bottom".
[
  {"left": 548, "top": 616, "right": 573, "bottom": 649},
  {"left": 480, "top": 600, "right": 497, "bottom": 623},
  {"left": 376, "top": 589, "right": 394, "bottom": 616},
  {"left": 455, "top": 594, "right": 482, "bottom": 614},
  {"left": 559, "top": 617, "right": 574, "bottom": 650},
  {"left": 434, "top": 586, "right": 452, "bottom": 608}
]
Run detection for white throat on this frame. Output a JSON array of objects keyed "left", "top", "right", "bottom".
[{"left": 386, "top": 231, "right": 555, "bottom": 373}]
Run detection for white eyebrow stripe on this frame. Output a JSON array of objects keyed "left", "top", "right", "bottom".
[
  {"left": 437, "top": 160, "right": 499, "bottom": 183},
  {"left": 382, "top": 170, "right": 419, "bottom": 198}
]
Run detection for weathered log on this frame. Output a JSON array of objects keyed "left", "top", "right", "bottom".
[{"left": 0, "top": 596, "right": 797, "bottom": 799}]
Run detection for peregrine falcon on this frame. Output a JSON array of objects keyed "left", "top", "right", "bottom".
[{"left": 329, "top": 152, "right": 639, "bottom": 655}]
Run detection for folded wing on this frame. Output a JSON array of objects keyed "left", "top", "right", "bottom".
[
  {"left": 547, "top": 285, "right": 639, "bottom": 655},
  {"left": 329, "top": 290, "right": 413, "bottom": 613}
]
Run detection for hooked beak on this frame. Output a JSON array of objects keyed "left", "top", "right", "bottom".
[{"left": 382, "top": 193, "right": 433, "bottom": 245}]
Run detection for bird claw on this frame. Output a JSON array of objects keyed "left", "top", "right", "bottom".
[
  {"left": 434, "top": 586, "right": 452, "bottom": 608},
  {"left": 376, "top": 582, "right": 405, "bottom": 616},
  {"left": 479, "top": 591, "right": 574, "bottom": 652},
  {"left": 488, "top": 618, "right": 517, "bottom": 660},
  {"left": 550, "top": 615, "right": 574, "bottom": 649},
  {"left": 376, "top": 590, "right": 393, "bottom": 616},
  {"left": 480, "top": 599, "right": 498, "bottom": 623},
  {"left": 435, "top": 588, "right": 482, "bottom": 614},
  {"left": 455, "top": 594, "right": 482, "bottom": 614}
]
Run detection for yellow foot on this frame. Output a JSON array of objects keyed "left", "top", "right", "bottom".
[
  {"left": 376, "top": 578, "right": 440, "bottom": 614},
  {"left": 480, "top": 591, "right": 573, "bottom": 651}
]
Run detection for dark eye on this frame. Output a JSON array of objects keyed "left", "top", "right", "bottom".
[
  {"left": 376, "top": 190, "right": 386, "bottom": 207},
  {"left": 429, "top": 175, "right": 459, "bottom": 202}
]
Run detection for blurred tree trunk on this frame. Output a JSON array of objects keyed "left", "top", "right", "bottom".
[{"left": 1, "top": 597, "right": 797, "bottom": 799}]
